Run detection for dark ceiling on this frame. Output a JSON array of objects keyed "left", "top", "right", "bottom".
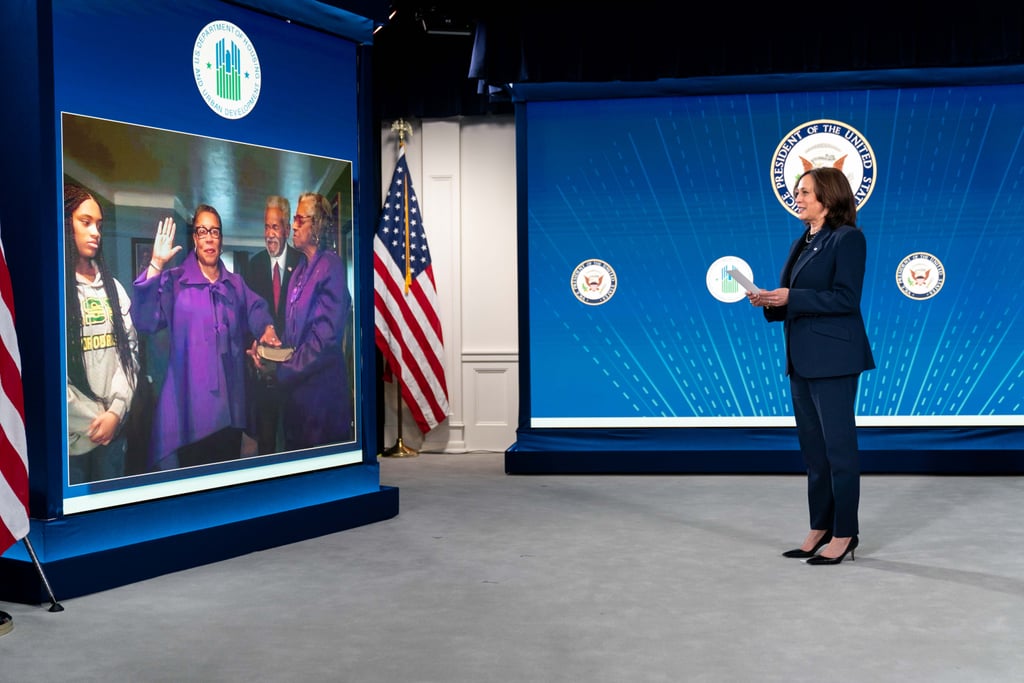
[
  {"left": 61, "top": 3, "right": 1023, "bottom": 241},
  {"left": 363, "top": 4, "right": 1024, "bottom": 120}
]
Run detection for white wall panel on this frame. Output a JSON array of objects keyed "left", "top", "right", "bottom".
[{"left": 379, "top": 116, "right": 517, "bottom": 454}]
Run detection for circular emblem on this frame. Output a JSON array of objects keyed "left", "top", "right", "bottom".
[
  {"left": 896, "top": 252, "right": 945, "bottom": 300},
  {"left": 571, "top": 259, "right": 617, "bottom": 305},
  {"left": 706, "top": 256, "right": 757, "bottom": 304},
  {"left": 771, "top": 119, "right": 876, "bottom": 217},
  {"left": 193, "top": 21, "right": 261, "bottom": 119}
]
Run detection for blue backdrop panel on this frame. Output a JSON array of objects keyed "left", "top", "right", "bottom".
[
  {"left": 52, "top": 1, "right": 359, "bottom": 159},
  {"left": 49, "top": 0, "right": 370, "bottom": 497},
  {"left": 0, "top": 0, "right": 394, "bottom": 602},
  {"left": 511, "top": 69, "right": 1024, "bottom": 472}
]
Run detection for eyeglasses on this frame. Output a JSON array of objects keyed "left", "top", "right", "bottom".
[
  {"left": 293, "top": 214, "right": 314, "bottom": 226},
  {"left": 194, "top": 226, "right": 222, "bottom": 238}
]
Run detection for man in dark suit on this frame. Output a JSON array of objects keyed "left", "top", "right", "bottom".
[{"left": 244, "top": 195, "right": 303, "bottom": 454}]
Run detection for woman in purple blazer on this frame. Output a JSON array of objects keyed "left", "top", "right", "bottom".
[
  {"left": 273, "top": 192, "right": 354, "bottom": 450},
  {"left": 748, "top": 167, "right": 875, "bottom": 565},
  {"left": 134, "top": 205, "right": 279, "bottom": 470}
]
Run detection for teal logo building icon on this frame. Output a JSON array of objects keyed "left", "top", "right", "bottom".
[
  {"left": 706, "top": 256, "right": 755, "bottom": 304},
  {"left": 193, "top": 21, "right": 261, "bottom": 119},
  {"left": 216, "top": 38, "right": 242, "bottom": 101}
]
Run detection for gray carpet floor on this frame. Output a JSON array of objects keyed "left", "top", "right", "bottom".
[{"left": 2, "top": 451, "right": 1023, "bottom": 682}]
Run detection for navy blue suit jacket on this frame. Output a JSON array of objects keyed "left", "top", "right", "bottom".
[{"left": 764, "top": 224, "right": 875, "bottom": 378}]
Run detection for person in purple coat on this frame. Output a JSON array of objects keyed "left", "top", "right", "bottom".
[
  {"left": 134, "top": 204, "right": 280, "bottom": 470},
  {"left": 257, "top": 192, "right": 354, "bottom": 450}
]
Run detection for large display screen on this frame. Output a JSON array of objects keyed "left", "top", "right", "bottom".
[
  {"left": 54, "top": 0, "right": 364, "bottom": 512},
  {"left": 525, "top": 82, "right": 1024, "bottom": 430}
]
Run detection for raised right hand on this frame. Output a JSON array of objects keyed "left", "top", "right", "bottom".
[{"left": 151, "top": 217, "right": 182, "bottom": 270}]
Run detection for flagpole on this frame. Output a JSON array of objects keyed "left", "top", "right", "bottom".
[
  {"left": 381, "top": 119, "right": 419, "bottom": 458},
  {"left": 0, "top": 220, "right": 62, "bottom": 617},
  {"left": 23, "top": 536, "right": 64, "bottom": 612},
  {"left": 382, "top": 372, "right": 418, "bottom": 457}
]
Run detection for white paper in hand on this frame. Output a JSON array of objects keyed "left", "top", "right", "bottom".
[{"left": 726, "top": 268, "right": 759, "bottom": 294}]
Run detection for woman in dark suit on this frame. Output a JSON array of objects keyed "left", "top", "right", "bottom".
[{"left": 748, "top": 166, "right": 875, "bottom": 565}]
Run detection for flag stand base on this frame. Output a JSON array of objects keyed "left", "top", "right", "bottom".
[
  {"left": 23, "top": 537, "right": 64, "bottom": 612},
  {"left": 382, "top": 376, "right": 419, "bottom": 457},
  {"left": 382, "top": 437, "right": 419, "bottom": 458},
  {"left": 0, "top": 611, "right": 13, "bottom": 637}
]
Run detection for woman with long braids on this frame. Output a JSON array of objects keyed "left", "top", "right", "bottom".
[{"left": 65, "top": 182, "right": 139, "bottom": 484}]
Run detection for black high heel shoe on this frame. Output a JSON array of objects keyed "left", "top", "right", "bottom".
[
  {"left": 806, "top": 536, "right": 859, "bottom": 565},
  {"left": 781, "top": 531, "right": 833, "bottom": 558}
]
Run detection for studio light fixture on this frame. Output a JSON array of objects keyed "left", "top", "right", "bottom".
[{"left": 417, "top": 8, "right": 473, "bottom": 36}]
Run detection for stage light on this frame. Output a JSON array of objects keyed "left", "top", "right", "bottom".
[{"left": 417, "top": 9, "right": 473, "bottom": 36}]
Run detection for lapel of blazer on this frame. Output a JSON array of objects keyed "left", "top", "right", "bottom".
[
  {"left": 250, "top": 252, "right": 273, "bottom": 317},
  {"left": 789, "top": 229, "right": 831, "bottom": 285}
]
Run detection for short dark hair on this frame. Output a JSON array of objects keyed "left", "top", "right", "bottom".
[
  {"left": 795, "top": 167, "right": 857, "bottom": 229},
  {"left": 191, "top": 203, "right": 223, "bottom": 233}
]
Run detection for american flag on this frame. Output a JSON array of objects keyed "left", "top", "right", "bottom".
[
  {"left": 374, "top": 146, "right": 449, "bottom": 433},
  {"left": 0, "top": 223, "right": 29, "bottom": 555}
]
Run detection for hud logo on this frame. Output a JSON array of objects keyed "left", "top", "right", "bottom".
[{"left": 193, "top": 21, "right": 261, "bottom": 120}]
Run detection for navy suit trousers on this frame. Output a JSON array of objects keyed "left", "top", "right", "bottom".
[{"left": 789, "top": 372, "right": 861, "bottom": 537}]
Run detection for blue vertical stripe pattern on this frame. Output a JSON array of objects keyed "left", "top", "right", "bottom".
[{"left": 526, "top": 84, "right": 1024, "bottom": 422}]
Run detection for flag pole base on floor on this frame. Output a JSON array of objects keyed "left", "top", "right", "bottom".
[
  {"left": 23, "top": 537, "right": 64, "bottom": 612},
  {"left": 382, "top": 437, "right": 418, "bottom": 458},
  {"left": 0, "top": 611, "right": 13, "bottom": 637}
]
